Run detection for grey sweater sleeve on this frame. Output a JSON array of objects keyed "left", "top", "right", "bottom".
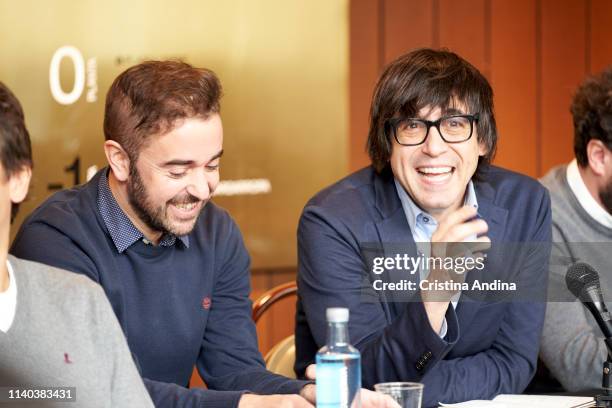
[
  {"left": 91, "top": 285, "right": 155, "bottom": 408},
  {"left": 539, "top": 232, "right": 608, "bottom": 391},
  {"left": 541, "top": 301, "right": 608, "bottom": 391}
]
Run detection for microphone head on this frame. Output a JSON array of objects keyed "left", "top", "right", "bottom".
[{"left": 566, "top": 262, "right": 600, "bottom": 300}]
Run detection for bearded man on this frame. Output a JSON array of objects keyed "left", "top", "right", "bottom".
[{"left": 539, "top": 66, "right": 612, "bottom": 392}]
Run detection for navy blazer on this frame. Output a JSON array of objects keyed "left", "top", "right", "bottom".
[{"left": 295, "top": 165, "right": 551, "bottom": 407}]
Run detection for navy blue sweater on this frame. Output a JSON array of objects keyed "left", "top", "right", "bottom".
[{"left": 11, "top": 169, "right": 307, "bottom": 407}]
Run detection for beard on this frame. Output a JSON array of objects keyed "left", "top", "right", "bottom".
[
  {"left": 126, "top": 164, "right": 203, "bottom": 237},
  {"left": 599, "top": 176, "right": 612, "bottom": 215}
]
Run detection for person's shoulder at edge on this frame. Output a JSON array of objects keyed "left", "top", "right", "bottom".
[
  {"left": 479, "top": 164, "right": 550, "bottom": 207},
  {"left": 306, "top": 166, "right": 376, "bottom": 205},
  {"left": 539, "top": 164, "right": 566, "bottom": 191},
  {"left": 8, "top": 254, "right": 106, "bottom": 305},
  {"left": 17, "top": 171, "right": 100, "bottom": 231},
  {"left": 301, "top": 165, "right": 383, "bottom": 221},
  {"left": 539, "top": 163, "right": 565, "bottom": 182}
]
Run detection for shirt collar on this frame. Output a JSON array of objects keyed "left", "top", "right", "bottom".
[
  {"left": 566, "top": 159, "right": 612, "bottom": 229},
  {"left": 394, "top": 178, "right": 479, "bottom": 234},
  {"left": 97, "top": 168, "right": 190, "bottom": 253}
]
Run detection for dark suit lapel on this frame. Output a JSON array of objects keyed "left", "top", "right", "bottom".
[
  {"left": 372, "top": 167, "right": 413, "bottom": 245},
  {"left": 456, "top": 177, "right": 509, "bottom": 328},
  {"left": 371, "top": 170, "right": 419, "bottom": 310}
]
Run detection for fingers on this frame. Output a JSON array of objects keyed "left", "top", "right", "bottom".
[
  {"left": 446, "top": 219, "right": 488, "bottom": 242},
  {"left": 299, "top": 384, "right": 316, "bottom": 404},
  {"left": 360, "top": 389, "right": 402, "bottom": 408},
  {"left": 292, "top": 395, "right": 315, "bottom": 408},
  {"left": 433, "top": 206, "right": 489, "bottom": 244},
  {"left": 434, "top": 205, "right": 477, "bottom": 238},
  {"left": 436, "top": 218, "right": 488, "bottom": 244},
  {"left": 305, "top": 364, "right": 316, "bottom": 380},
  {"left": 383, "top": 395, "right": 402, "bottom": 408},
  {"left": 443, "top": 237, "right": 491, "bottom": 258},
  {"left": 238, "top": 394, "right": 314, "bottom": 408}
]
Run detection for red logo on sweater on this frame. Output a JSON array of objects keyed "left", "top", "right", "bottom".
[
  {"left": 202, "top": 297, "right": 211, "bottom": 310},
  {"left": 64, "top": 353, "right": 73, "bottom": 364}
]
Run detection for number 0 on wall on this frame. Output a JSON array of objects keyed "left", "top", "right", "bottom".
[{"left": 49, "top": 46, "right": 86, "bottom": 106}]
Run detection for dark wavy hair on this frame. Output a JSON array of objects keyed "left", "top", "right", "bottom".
[
  {"left": 104, "top": 60, "right": 222, "bottom": 160},
  {"left": 0, "top": 82, "right": 33, "bottom": 222},
  {"left": 571, "top": 66, "right": 612, "bottom": 167},
  {"left": 366, "top": 48, "right": 497, "bottom": 176}
]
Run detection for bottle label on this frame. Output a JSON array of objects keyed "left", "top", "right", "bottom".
[{"left": 316, "top": 361, "right": 349, "bottom": 408}]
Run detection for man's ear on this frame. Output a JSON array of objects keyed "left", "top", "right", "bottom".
[
  {"left": 104, "top": 140, "right": 130, "bottom": 182},
  {"left": 9, "top": 166, "right": 32, "bottom": 205},
  {"left": 586, "top": 139, "right": 608, "bottom": 177},
  {"left": 478, "top": 140, "right": 488, "bottom": 156}
]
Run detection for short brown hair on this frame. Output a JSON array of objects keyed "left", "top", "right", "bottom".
[
  {"left": 366, "top": 48, "right": 497, "bottom": 175},
  {"left": 571, "top": 66, "right": 612, "bottom": 167},
  {"left": 104, "top": 60, "right": 222, "bottom": 159},
  {"left": 0, "top": 82, "right": 33, "bottom": 221}
]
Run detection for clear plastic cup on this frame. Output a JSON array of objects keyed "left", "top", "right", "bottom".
[{"left": 374, "top": 382, "right": 424, "bottom": 408}]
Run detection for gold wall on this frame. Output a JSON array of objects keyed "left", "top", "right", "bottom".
[{"left": 1, "top": 0, "right": 348, "bottom": 268}]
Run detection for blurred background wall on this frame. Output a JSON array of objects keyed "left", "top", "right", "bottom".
[
  {"left": 0, "top": 0, "right": 348, "bottom": 269},
  {"left": 1, "top": 0, "right": 611, "bottom": 384}
]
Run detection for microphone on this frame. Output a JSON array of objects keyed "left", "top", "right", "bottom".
[
  {"left": 565, "top": 262, "right": 612, "bottom": 407},
  {"left": 566, "top": 262, "right": 612, "bottom": 347},
  {"left": 567, "top": 263, "right": 612, "bottom": 401}
]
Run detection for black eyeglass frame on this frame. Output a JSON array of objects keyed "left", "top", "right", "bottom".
[{"left": 386, "top": 113, "right": 480, "bottom": 146}]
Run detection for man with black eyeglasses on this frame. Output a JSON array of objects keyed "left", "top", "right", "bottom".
[{"left": 294, "top": 48, "right": 551, "bottom": 407}]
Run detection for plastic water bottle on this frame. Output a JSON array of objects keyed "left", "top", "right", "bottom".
[{"left": 316, "top": 307, "right": 361, "bottom": 408}]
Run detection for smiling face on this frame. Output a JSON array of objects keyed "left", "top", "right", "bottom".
[
  {"left": 126, "top": 114, "right": 223, "bottom": 237},
  {"left": 390, "top": 103, "right": 487, "bottom": 220}
]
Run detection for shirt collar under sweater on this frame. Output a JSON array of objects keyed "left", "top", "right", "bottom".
[
  {"left": 97, "top": 168, "right": 190, "bottom": 253},
  {"left": 566, "top": 159, "right": 612, "bottom": 229}
]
